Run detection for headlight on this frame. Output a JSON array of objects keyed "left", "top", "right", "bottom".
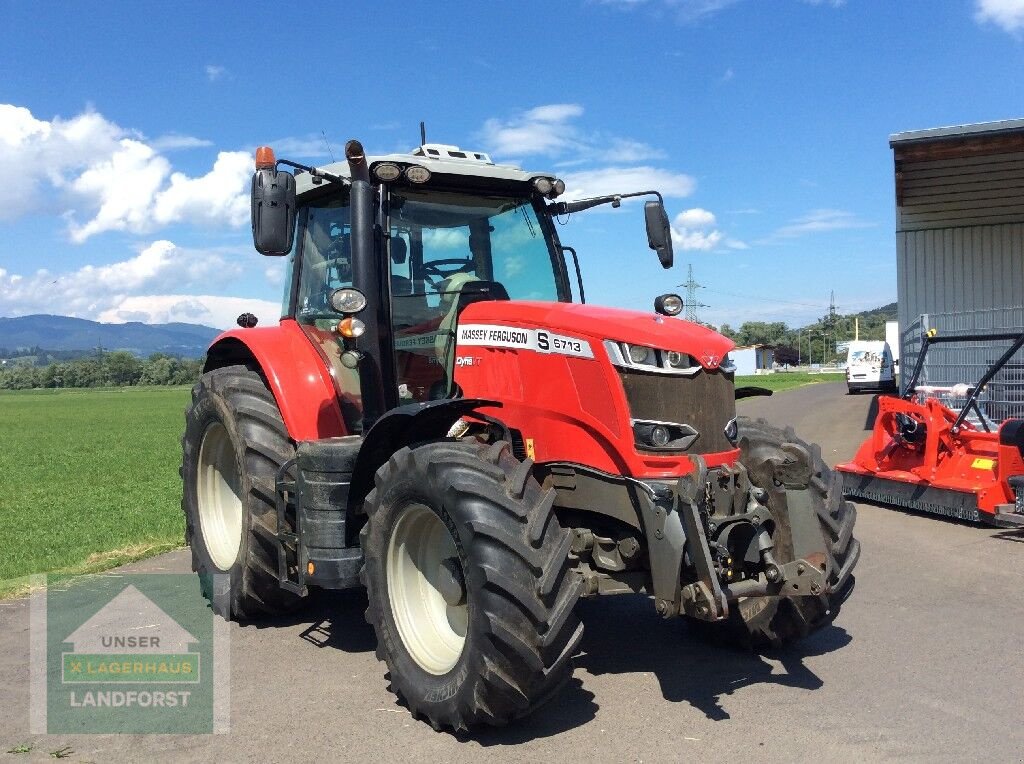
[
  {"left": 405, "top": 165, "right": 431, "bottom": 183},
  {"left": 329, "top": 287, "right": 367, "bottom": 314},
  {"left": 604, "top": 340, "right": 702, "bottom": 375},
  {"left": 654, "top": 293, "right": 684, "bottom": 316},
  {"left": 627, "top": 345, "right": 653, "bottom": 365},
  {"left": 666, "top": 350, "right": 693, "bottom": 368},
  {"left": 533, "top": 177, "right": 554, "bottom": 195},
  {"left": 632, "top": 420, "right": 700, "bottom": 451},
  {"left": 373, "top": 162, "right": 402, "bottom": 181}
]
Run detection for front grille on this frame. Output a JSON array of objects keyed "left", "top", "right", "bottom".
[{"left": 617, "top": 367, "right": 736, "bottom": 454}]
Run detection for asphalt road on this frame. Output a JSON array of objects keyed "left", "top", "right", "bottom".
[{"left": 3, "top": 381, "right": 1024, "bottom": 762}]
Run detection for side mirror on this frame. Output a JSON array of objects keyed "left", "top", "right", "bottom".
[
  {"left": 644, "top": 200, "right": 674, "bottom": 269},
  {"left": 251, "top": 167, "right": 297, "bottom": 256}
]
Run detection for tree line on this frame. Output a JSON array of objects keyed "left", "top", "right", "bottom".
[
  {"left": 0, "top": 351, "right": 203, "bottom": 390},
  {"left": 715, "top": 302, "right": 897, "bottom": 365}
]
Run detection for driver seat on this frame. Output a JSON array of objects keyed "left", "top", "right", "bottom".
[{"left": 434, "top": 274, "right": 509, "bottom": 393}]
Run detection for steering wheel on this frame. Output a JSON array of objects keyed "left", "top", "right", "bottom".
[{"left": 423, "top": 259, "right": 473, "bottom": 289}]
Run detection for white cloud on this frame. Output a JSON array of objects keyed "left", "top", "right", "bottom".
[
  {"left": 150, "top": 151, "right": 251, "bottom": 229},
  {"left": 0, "top": 103, "right": 252, "bottom": 241},
  {"left": 769, "top": 208, "right": 873, "bottom": 238},
  {"left": 675, "top": 207, "right": 716, "bottom": 227},
  {"left": 673, "top": 227, "right": 723, "bottom": 250},
  {"left": 0, "top": 240, "right": 263, "bottom": 328},
  {"left": 205, "top": 65, "right": 227, "bottom": 82},
  {"left": 97, "top": 295, "right": 280, "bottom": 329},
  {"left": 975, "top": 0, "right": 1024, "bottom": 32},
  {"left": 599, "top": 0, "right": 842, "bottom": 22},
  {"left": 595, "top": 138, "right": 667, "bottom": 163},
  {"left": 670, "top": 0, "right": 743, "bottom": 22},
  {"left": 0, "top": 104, "right": 122, "bottom": 220},
  {"left": 561, "top": 166, "right": 696, "bottom": 199},
  {"left": 67, "top": 141, "right": 173, "bottom": 242},
  {"left": 670, "top": 207, "right": 747, "bottom": 251},
  {"left": 480, "top": 103, "right": 584, "bottom": 157},
  {"left": 150, "top": 133, "right": 214, "bottom": 151}
]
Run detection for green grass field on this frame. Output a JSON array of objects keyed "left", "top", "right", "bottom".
[
  {"left": 0, "top": 387, "right": 191, "bottom": 598},
  {"left": 735, "top": 371, "right": 840, "bottom": 392}
]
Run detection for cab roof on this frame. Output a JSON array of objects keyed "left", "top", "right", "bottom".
[{"left": 294, "top": 143, "right": 555, "bottom": 198}]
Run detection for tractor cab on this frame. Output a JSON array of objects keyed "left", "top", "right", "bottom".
[{"left": 258, "top": 140, "right": 672, "bottom": 434}]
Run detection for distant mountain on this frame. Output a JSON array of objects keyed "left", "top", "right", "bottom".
[{"left": 0, "top": 315, "right": 221, "bottom": 358}]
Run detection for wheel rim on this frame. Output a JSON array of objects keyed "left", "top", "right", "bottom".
[
  {"left": 386, "top": 503, "right": 468, "bottom": 675},
  {"left": 196, "top": 422, "right": 243, "bottom": 571}
]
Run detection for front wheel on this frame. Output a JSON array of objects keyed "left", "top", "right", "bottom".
[
  {"left": 360, "top": 440, "right": 583, "bottom": 730},
  {"left": 181, "top": 365, "right": 302, "bottom": 619},
  {"left": 690, "top": 417, "right": 860, "bottom": 648}
]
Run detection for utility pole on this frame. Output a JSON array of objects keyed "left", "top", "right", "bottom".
[{"left": 677, "top": 264, "right": 709, "bottom": 323}]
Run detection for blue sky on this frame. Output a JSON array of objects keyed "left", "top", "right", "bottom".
[{"left": 1, "top": 0, "right": 1023, "bottom": 330}]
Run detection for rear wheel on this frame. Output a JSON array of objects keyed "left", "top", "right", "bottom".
[
  {"left": 690, "top": 417, "right": 860, "bottom": 648},
  {"left": 360, "top": 440, "right": 583, "bottom": 730},
  {"left": 182, "top": 365, "right": 302, "bottom": 619}
]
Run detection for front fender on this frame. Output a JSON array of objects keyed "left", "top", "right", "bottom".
[
  {"left": 204, "top": 319, "right": 347, "bottom": 441},
  {"left": 348, "top": 398, "right": 501, "bottom": 512}
]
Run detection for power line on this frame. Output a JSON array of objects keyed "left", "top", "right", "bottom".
[{"left": 701, "top": 287, "right": 835, "bottom": 312}]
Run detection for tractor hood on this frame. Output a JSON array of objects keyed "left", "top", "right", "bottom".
[{"left": 460, "top": 300, "right": 735, "bottom": 370}]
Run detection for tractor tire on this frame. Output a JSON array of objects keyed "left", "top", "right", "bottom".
[
  {"left": 689, "top": 417, "right": 860, "bottom": 648},
  {"left": 360, "top": 439, "right": 583, "bottom": 731},
  {"left": 181, "top": 365, "right": 302, "bottom": 620}
]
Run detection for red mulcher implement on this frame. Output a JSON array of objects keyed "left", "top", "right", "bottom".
[{"left": 838, "top": 329, "right": 1024, "bottom": 527}]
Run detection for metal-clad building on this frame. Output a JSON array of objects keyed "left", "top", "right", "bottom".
[
  {"left": 891, "top": 119, "right": 1024, "bottom": 415},
  {"left": 892, "top": 119, "right": 1024, "bottom": 332}
]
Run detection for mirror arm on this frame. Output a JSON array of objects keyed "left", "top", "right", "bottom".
[
  {"left": 275, "top": 158, "right": 349, "bottom": 186},
  {"left": 552, "top": 189, "right": 663, "bottom": 216}
]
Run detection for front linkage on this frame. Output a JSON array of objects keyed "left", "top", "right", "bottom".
[{"left": 636, "top": 451, "right": 833, "bottom": 623}]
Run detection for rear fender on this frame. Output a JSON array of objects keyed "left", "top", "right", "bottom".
[{"left": 204, "top": 319, "right": 346, "bottom": 441}]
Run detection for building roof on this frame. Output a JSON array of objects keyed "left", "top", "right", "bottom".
[{"left": 890, "top": 118, "right": 1024, "bottom": 146}]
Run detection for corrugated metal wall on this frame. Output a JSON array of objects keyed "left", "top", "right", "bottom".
[
  {"left": 895, "top": 148, "right": 1024, "bottom": 338},
  {"left": 896, "top": 223, "right": 1024, "bottom": 332}
]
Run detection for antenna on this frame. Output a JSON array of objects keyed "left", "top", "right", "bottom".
[
  {"left": 321, "top": 130, "right": 336, "bottom": 163},
  {"left": 419, "top": 121, "right": 427, "bottom": 146},
  {"left": 677, "top": 264, "right": 709, "bottom": 323}
]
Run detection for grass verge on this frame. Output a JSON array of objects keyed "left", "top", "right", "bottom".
[{"left": 735, "top": 371, "right": 842, "bottom": 393}]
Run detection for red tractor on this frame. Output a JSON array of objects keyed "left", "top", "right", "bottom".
[
  {"left": 838, "top": 328, "right": 1024, "bottom": 527},
  {"left": 182, "top": 139, "right": 859, "bottom": 730}
]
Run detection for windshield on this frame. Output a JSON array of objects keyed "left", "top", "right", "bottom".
[{"left": 387, "top": 187, "right": 564, "bottom": 306}]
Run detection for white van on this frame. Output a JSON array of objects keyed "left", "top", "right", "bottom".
[{"left": 846, "top": 340, "right": 897, "bottom": 394}]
